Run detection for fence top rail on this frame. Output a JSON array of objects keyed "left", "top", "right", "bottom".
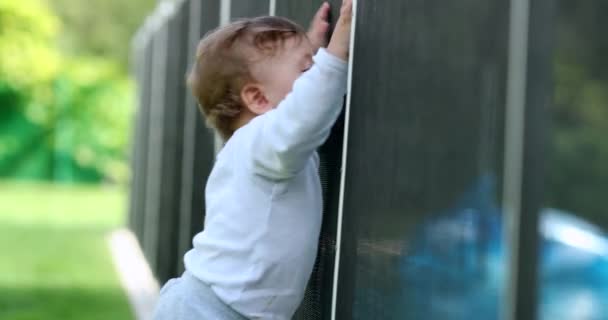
[{"left": 132, "top": 0, "right": 181, "bottom": 52}]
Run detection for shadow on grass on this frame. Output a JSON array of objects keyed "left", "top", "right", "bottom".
[
  {"left": 0, "top": 221, "right": 134, "bottom": 320},
  {"left": 0, "top": 286, "right": 134, "bottom": 320}
]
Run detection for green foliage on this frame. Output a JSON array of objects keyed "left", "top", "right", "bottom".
[
  {"left": 54, "top": 58, "right": 135, "bottom": 183},
  {"left": 0, "top": 0, "right": 142, "bottom": 184},
  {"left": 48, "top": 0, "right": 156, "bottom": 70},
  {"left": 0, "top": 0, "right": 61, "bottom": 94}
]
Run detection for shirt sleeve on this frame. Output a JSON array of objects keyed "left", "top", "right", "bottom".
[{"left": 249, "top": 48, "right": 348, "bottom": 180}]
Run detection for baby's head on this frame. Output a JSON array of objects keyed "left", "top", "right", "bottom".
[{"left": 188, "top": 16, "right": 314, "bottom": 140}]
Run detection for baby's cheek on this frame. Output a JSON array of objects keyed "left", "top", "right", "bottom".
[
  {"left": 273, "top": 71, "right": 300, "bottom": 103},
  {"left": 286, "top": 72, "right": 301, "bottom": 92},
  {"left": 281, "top": 79, "right": 296, "bottom": 98}
]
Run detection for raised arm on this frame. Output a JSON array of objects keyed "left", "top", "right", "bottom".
[
  {"left": 249, "top": 0, "right": 352, "bottom": 180},
  {"left": 250, "top": 49, "right": 347, "bottom": 179}
]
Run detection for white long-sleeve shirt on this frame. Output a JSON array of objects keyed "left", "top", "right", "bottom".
[{"left": 183, "top": 48, "right": 347, "bottom": 319}]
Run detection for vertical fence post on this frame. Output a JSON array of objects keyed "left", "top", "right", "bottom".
[
  {"left": 142, "top": 8, "right": 170, "bottom": 277},
  {"left": 151, "top": 1, "right": 191, "bottom": 283},
  {"left": 128, "top": 21, "right": 154, "bottom": 246},
  {"left": 502, "top": 0, "right": 554, "bottom": 319},
  {"left": 176, "top": 0, "right": 221, "bottom": 275}
]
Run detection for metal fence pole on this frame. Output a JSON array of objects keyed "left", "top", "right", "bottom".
[{"left": 175, "top": 0, "right": 220, "bottom": 275}]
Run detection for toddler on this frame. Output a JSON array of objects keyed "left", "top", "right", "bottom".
[{"left": 153, "top": 1, "right": 352, "bottom": 319}]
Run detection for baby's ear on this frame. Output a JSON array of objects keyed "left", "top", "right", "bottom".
[{"left": 241, "top": 84, "right": 271, "bottom": 115}]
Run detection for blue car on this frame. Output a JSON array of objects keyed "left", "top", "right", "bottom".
[{"left": 354, "top": 175, "right": 608, "bottom": 319}]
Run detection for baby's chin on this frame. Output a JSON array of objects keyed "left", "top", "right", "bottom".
[{"left": 269, "top": 97, "right": 288, "bottom": 110}]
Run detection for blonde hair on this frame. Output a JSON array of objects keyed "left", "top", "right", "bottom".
[{"left": 187, "top": 16, "right": 306, "bottom": 140}]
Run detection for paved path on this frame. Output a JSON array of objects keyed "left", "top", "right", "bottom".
[{"left": 108, "top": 229, "right": 160, "bottom": 320}]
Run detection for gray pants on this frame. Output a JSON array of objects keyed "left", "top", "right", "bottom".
[{"left": 153, "top": 271, "right": 247, "bottom": 320}]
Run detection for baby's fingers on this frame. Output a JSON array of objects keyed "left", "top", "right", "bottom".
[
  {"left": 307, "top": 2, "right": 330, "bottom": 50},
  {"left": 313, "top": 2, "right": 330, "bottom": 23},
  {"left": 338, "top": 0, "right": 353, "bottom": 24}
]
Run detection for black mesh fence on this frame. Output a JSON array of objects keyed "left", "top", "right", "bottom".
[{"left": 127, "top": 0, "right": 566, "bottom": 319}]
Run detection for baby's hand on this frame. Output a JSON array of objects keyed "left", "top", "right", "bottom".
[
  {"left": 327, "top": 0, "right": 352, "bottom": 61},
  {"left": 307, "top": 2, "right": 330, "bottom": 52}
]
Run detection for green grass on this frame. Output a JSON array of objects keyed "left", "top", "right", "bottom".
[{"left": 0, "top": 181, "right": 134, "bottom": 320}]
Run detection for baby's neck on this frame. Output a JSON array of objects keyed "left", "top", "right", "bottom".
[{"left": 233, "top": 110, "right": 258, "bottom": 132}]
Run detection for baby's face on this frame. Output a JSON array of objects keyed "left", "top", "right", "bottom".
[{"left": 252, "top": 37, "right": 314, "bottom": 108}]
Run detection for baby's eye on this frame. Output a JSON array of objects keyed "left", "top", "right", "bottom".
[{"left": 301, "top": 64, "right": 313, "bottom": 73}]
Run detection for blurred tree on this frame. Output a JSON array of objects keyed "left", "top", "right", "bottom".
[
  {"left": 48, "top": 0, "right": 156, "bottom": 70},
  {"left": 50, "top": 58, "right": 135, "bottom": 183},
  {"left": 0, "top": 0, "right": 62, "bottom": 178},
  {"left": 0, "top": 0, "right": 61, "bottom": 113},
  {"left": 0, "top": 0, "right": 142, "bottom": 184}
]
